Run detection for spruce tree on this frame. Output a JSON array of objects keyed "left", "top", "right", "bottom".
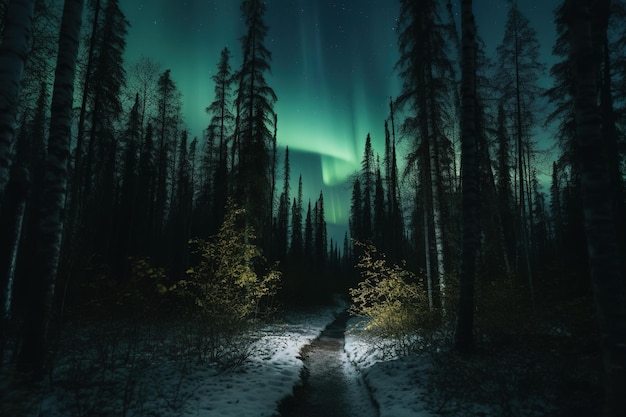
[
  {"left": 275, "top": 147, "right": 290, "bottom": 260},
  {"left": 234, "top": 0, "right": 277, "bottom": 250},
  {"left": 80, "top": 0, "right": 128, "bottom": 260},
  {"left": 361, "top": 133, "right": 373, "bottom": 240},
  {"left": 314, "top": 191, "right": 327, "bottom": 266},
  {"left": 349, "top": 178, "right": 362, "bottom": 242},
  {"left": 304, "top": 201, "right": 312, "bottom": 260},
  {"left": 495, "top": 1, "right": 544, "bottom": 300},
  {"left": 395, "top": 0, "right": 455, "bottom": 313},
  {"left": 153, "top": 68, "right": 182, "bottom": 242},
  {"left": 290, "top": 175, "right": 303, "bottom": 258},
  {"left": 204, "top": 47, "right": 234, "bottom": 232}
]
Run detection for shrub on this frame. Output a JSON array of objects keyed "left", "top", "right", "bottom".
[
  {"left": 172, "top": 202, "right": 280, "bottom": 365},
  {"left": 349, "top": 242, "right": 435, "bottom": 353}
]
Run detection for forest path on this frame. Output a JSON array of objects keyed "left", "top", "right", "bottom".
[{"left": 277, "top": 311, "right": 378, "bottom": 417}]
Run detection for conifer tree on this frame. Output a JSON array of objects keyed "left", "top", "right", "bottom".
[
  {"left": 275, "top": 147, "right": 290, "bottom": 260},
  {"left": 234, "top": 0, "right": 277, "bottom": 250},
  {"left": 495, "top": 1, "right": 544, "bottom": 300},
  {"left": 114, "top": 92, "right": 141, "bottom": 275},
  {"left": 396, "top": 0, "right": 455, "bottom": 313},
  {"left": 547, "top": 1, "right": 598, "bottom": 282},
  {"left": 135, "top": 123, "right": 156, "bottom": 252},
  {"left": 203, "top": 47, "right": 234, "bottom": 232},
  {"left": 153, "top": 68, "right": 181, "bottom": 241},
  {"left": 290, "top": 175, "right": 303, "bottom": 257},
  {"left": 66, "top": 0, "right": 100, "bottom": 244},
  {"left": 384, "top": 105, "right": 404, "bottom": 263},
  {"left": 361, "top": 133, "right": 373, "bottom": 240},
  {"left": 304, "top": 200, "right": 313, "bottom": 260},
  {"left": 168, "top": 129, "right": 194, "bottom": 277},
  {"left": 314, "top": 191, "right": 327, "bottom": 266},
  {"left": 349, "top": 178, "right": 362, "bottom": 242},
  {"left": 80, "top": 0, "right": 128, "bottom": 260},
  {"left": 373, "top": 158, "right": 385, "bottom": 249}
]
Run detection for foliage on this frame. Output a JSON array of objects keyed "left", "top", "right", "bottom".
[
  {"left": 122, "top": 257, "right": 169, "bottom": 312},
  {"left": 171, "top": 202, "right": 280, "bottom": 363},
  {"left": 349, "top": 242, "right": 436, "bottom": 347}
]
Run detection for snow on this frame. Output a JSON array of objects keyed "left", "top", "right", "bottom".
[
  {"left": 344, "top": 318, "right": 437, "bottom": 417},
  {"left": 6, "top": 303, "right": 560, "bottom": 417},
  {"left": 13, "top": 305, "right": 341, "bottom": 417}
]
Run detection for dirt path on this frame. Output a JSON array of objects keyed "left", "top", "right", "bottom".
[{"left": 277, "top": 311, "right": 378, "bottom": 417}]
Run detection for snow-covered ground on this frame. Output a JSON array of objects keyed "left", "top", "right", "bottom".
[
  {"left": 6, "top": 305, "right": 343, "bottom": 417},
  {"left": 5, "top": 304, "right": 562, "bottom": 417},
  {"left": 344, "top": 317, "right": 561, "bottom": 417},
  {"left": 344, "top": 318, "right": 437, "bottom": 417}
]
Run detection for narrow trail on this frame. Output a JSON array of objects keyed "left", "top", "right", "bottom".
[{"left": 277, "top": 311, "right": 378, "bottom": 417}]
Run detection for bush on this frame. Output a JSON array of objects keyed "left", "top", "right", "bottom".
[
  {"left": 172, "top": 202, "right": 280, "bottom": 365},
  {"left": 349, "top": 242, "right": 436, "bottom": 354}
]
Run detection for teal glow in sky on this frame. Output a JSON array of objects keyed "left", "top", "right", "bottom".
[
  {"left": 120, "top": 0, "right": 400, "bottom": 235},
  {"left": 119, "top": 0, "right": 560, "bottom": 239}
]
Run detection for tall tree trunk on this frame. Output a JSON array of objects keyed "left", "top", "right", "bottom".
[
  {"left": 426, "top": 49, "right": 447, "bottom": 316},
  {"left": 569, "top": 1, "right": 626, "bottom": 415},
  {"left": 0, "top": 0, "right": 36, "bottom": 194},
  {"left": 421, "top": 179, "right": 434, "bottom": 311},
  {"left": 513, "top": 6, "right": 535, "bottom": 311},
  {"left": 67, "top": 0, "right": 100, "bottom": 247},
  {"left": 455, "top": 0, "right": 478, "bottom": 354},
  {"left": 18, "top": 0, "right": 83, "bottom": 374},
  {"left": 0, "top": 166, "right": 29, "bottom": 363}
]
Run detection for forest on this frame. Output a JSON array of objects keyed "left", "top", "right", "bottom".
[{"left": 0, "top": 0, "right": 625, "bottom": 416}]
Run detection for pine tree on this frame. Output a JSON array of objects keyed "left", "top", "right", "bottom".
[
  {"left": 373, "top": 157, "right": 385, "bottom": 249},
  {"left": 361, "top": 133, "right": 373, "bottom": 240},
  {"left": 396, "top": 0, "right": 455, "bottom": 314},
  {"left": 113, "top": 92, "right": 141, "bottom": 277},
  {"left": 314, "top": 191, "right": 327, "bottom": 266},
  {"left": 234, "top": 0, "right": 277, "bottom": 250},
  {"left": 495, "top": 1, "right": 544, "bottom": 303},
  {"left": 81, "top": 0, "right": 128, "bottom": 260},
  {"left": 546, "top": 1, "right": 596, "bottom": 284},
  {"left": 135, "top": 123, "right": 156, "bottom": 252},
  {"left": 66, "top": 0, "right": 100, "bottom": 244},
  {"left": 275, "top": 147, "right": 290, "bottom": 260},
  {"left": 349, "top": 178, "right": 362, "bottom": 242},
  {"left": 304, "top": 200, "right": 313, "bottom": 260},
  {"left": 153, "top": 68, "right": 181, "bottom": 242},
  {"left": 204, "top": 47, "right": 234, "bottom": 232},
  {"left": 385, "top": 103, "right": 404, "bottom": 263},
  {"left": 290, "top": 175, "right": 303, "bottom": 258},
  {"left": 168, "top": 129, "right": 194, "bottom": 277}
]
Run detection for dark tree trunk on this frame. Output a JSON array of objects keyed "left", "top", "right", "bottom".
[
  {"left": 568, "top": 1, "right": 626, "bottom": 415},
  {"left": 0, "top": 0, "right": 36, "bottom": 194},
  {"left": 455, "top": 0, "right": 478, "bottom": 354},
  {"left": 18, "top": 0, "right": 83, "bottom": 374}
]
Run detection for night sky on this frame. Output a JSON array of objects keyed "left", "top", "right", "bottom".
[{"left": 119, "top": 0, "right": 561, "bottom": 243}]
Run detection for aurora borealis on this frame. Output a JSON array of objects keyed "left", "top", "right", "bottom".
[{"left": 119, "top": 0, "right": 559, "bottom": 240}]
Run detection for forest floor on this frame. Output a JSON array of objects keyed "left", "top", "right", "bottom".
[{"left": 1, "top": 297, "right": 602, "bottom": 417}]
